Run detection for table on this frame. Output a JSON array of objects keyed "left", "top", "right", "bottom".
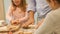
[{"left": 0, "top": 25, "right": 36, "bottom": 34}]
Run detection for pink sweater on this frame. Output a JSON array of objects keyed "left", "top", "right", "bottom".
[{"left": 6, "top": 6, "right": 28, "bottom": 22}]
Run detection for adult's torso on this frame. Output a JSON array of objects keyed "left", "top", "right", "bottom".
[{"left": 35, "top": 0, "right": 51, "bottom": 21}]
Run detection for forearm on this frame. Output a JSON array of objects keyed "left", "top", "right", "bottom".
[
  {"left": 19, "top": 12, "right": 29, "bottom": 22},
  {"left": 34, "top": 13, "right": 54, "bottom": 34},
  {"left": 35, "top": 18, "right": 44, "bottom": 29},
  {"left": 24, "top": 18, "right": 34, "bottom": 25},
  {"left": 6, "top": 13, "right": 12, "bottom": 21},
  {"left": 6, "top": 8, "right": 13, "bottom": 22},
  {"left": 34, "top": 20, "right": 52, "bottom": 34},
  {"left": 22, "top": 10, "right": 35, "bottom": 27},
  {"left": 25, "top": 11, "right": 34, "bottom": 25}
]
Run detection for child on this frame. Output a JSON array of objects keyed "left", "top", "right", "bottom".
[{"left": 6, "top": 0, "right": 28, "bottom": 25}]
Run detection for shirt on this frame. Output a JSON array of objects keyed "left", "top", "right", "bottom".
[
  {"left": 34, "top": 8, "right": 60, "bottom": 34},
  {"left": 6, "top": 6, "right": 28, "bottom": 22},
  {"left": 26, "top": 0, "right": 51, "bottom": 21}
]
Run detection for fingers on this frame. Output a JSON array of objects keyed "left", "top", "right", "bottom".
[{"left": 11, "top": 20, "right": 19, "bottom": 25}]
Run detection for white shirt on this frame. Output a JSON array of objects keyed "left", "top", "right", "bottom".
[{"left": 34, "top": 8, "right": 60, "bottom": 34}]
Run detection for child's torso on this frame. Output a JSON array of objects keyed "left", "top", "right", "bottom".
[{"left": 12, "top": 7, "right": 25, "bottom": 20}]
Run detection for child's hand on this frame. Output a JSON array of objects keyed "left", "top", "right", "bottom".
[
  {"left": 11, "top": 19, "right": 19, "bottom": 25},
  {"left": 21, "top": 23, "right": 28, "bottom": 28}
]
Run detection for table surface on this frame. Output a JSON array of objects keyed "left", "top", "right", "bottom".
[{"left": 0, "top": 25, "right": 36, "bottom": 34}]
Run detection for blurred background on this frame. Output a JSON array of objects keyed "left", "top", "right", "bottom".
[{"left": 0, "top": 0, "right": 5, "bottom": 20}]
